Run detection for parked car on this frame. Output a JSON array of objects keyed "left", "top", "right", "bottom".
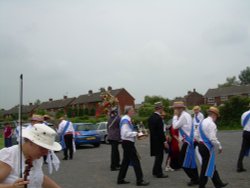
[
  {"left": 96, "top": 122, "right": 109, "bottom": 144},
  {"left": 73, "top": 123, "right": 101, "bottom": 148}
]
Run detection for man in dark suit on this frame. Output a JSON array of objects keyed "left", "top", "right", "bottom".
[{"left": 148, "top": 102, "right": 168, "bottom": 178}]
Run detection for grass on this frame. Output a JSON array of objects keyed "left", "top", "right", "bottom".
[{"left": 0, "top": 137, "right": 3, "bottom": 149}]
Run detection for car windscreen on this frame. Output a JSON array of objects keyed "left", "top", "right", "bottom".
[{"left": 75, "top": 124, "right": 96, "bottom": 131}]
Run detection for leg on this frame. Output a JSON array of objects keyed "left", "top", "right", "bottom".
[
  {"left": 199, "top": 143, "right": 210, "bottom": 188},
  {"left": 117, "top": 142, "right": 131, "bottom": 182},
  {"left": 110, "top": 140, "right": 116, "bottom": 169},
  {"left": 114, "top": 141, "right": 120, "bottom": 167},
  {"left": 63, "top": 135, "right": 70, "bottom": 159},
  {"left": 129, "top": 145, "right": 143, "bottom": 183},
  {"left": 237, "top": 131, "right": 250, "bottom": 170},
  {"left": 68, "top": 134, "right": 73, "bottom": 159}
]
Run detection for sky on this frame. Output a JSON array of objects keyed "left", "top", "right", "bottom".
[{"left": 0, "top": 0, "right": 249, "bottom": 110}]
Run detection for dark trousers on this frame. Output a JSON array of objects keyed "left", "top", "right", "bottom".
[
  {"left": 4, "top": 138, "right": 12, "bottom": 148},
  {"left": 64, "top": 134, "right": 73, "bottom": 159},
  {"left": 199, "top": 143, "right": 223, "bottom": 188},
  {"left": 152, "top": 149, "right": 164, "bottom": 176},
  {"left": 237, "top": 131, "right": 250, "bottom": 169},
  {"left": 109, "top": 140, "right": 120, "bottom": 169},
  {"left": 118, "top": 140, "right": 143, "bottom": 183},
  {"left": 180, "top": 142, "right": 199, "bottom": 182}
]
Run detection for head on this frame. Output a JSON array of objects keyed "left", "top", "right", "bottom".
[
  {"left": 4, "top": 123, "right": 11, "bottom": 128},
  {"left": 110, "top": 107, "right": 118, "bottom": 118},
  {"left": 124, "top": 106, "right": 135, "bottom": 117},
  {"left": 22, "top": 123, "right": 61, "bottom": 160},
  {"left": 43, "top": 114, "right": 51, "bottom": 121},
  {"left": 161, "top": 111, "right": 166, "bottom": 119},
  {"left": 30, "top": 114, "right": 44, "bottom": 125},
  {"left": 154, "top": 102, "right": 164, "bottom": 113},
  {"left": 207, "top": 107, "right": 220, "bottom": 122},
  {"left": 172, "top": 101, "right": 186, "bottom": 115},
  {"left": 193, "top": 106, "right": 201, "bottom": 115}
]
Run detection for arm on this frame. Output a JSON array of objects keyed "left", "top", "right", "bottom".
[
  {"left": 121, "top": 124, "right": 138, "bottom": 139},
  {"left": 209, "top": 124, "right": 222, "bottom": 150},
  {"left": 42, "top": 175, "right": 61, "bottom": 188},
  {"left": 57, "top": 122, "right": 63, "bottom": 135},
  {"left": 172, "top": 115, "right": 186, "bottom": 129}
]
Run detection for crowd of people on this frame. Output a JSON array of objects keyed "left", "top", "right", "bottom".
[{"left": 0, "top": 101, "right": 249, "bottom": 187}]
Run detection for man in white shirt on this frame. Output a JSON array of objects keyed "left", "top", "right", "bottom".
[
  {"left": 57, "top": 117, "right": 75, "bottom": 160},
  {"left": 172, "top": 101, "right": 199, "bottom": 186},
  {"left": 237, "top": 104, "right": 250, "bottom": 172},
  {"left": 117, "top": 106, "right": 149, "bottom": 186},
  {"left": 193, "top": 106, "right": 204, "bottom": 164},
  {"left": 198, "top": 107, "right": 228, "bottom": 188}
]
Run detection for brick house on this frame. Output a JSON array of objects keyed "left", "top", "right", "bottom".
[
  {"left": 172, "top": 89, "right": 204, "bottom": 106},
  {"left": 204, "top": 85, "right": 250, "bottom": 105},
  {"left": 72, "top": 87, "right": 135, "bottom": 115},
  {"left": 3, "top": 103, "right": 38, "bottom": 118},
  {"left": 37, "top": 96, "right": 76, "bottom": 115}
]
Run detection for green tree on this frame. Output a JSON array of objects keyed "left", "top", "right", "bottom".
[
  {"left": 34, "top": 99, "right": 41, "bottom": 105},
  {"left": 218, "top": 76, "right": 240, "bottom": 88},
  {"left": 239, "top": 66, "right": 250, "bottom": 85}
]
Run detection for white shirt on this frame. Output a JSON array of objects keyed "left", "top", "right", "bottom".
[
  {"left": 57, "top": 120, "right": 75, "bottom": 135},
  {"left": 193, "top": 112, "right": 204, "bottom": 141},
  {"left": 0, "top": 145, "right": 44, "bottom": 188},
  {"left": 173, "top": 111, "right": 193, "bottom": 141},
  {"left": 198, "top": 117, "right": 222, "bottom": 150},
  {"left": 241, "top": 110, "right": 250, "bottom": 132},
  {"left": 120, "top": 115, "right": 138, "bottom": 142}
]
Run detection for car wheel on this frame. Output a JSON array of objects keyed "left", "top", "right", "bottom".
[
  {"left": 93, "top": 143, "right": 100, "bottom": 147},
  {"left": 104, "top": 136, "right": 109, "bottom": 144}
]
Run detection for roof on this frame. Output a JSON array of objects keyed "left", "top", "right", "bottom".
[
  {"left": 204, "top": 85, "right": 250, "bottom": 98},
  {"left": 38, "top": 97, "right": 76, "bottom": 110},
  {"left": 3, "top": 104, "right": 38, "bottom": 115},
  {"left": 72, "top": 88, "right": 124, "bottom": 105}
]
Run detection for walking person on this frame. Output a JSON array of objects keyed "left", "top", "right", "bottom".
[
  {"left": 198, "top": 107, "right": 228, "bottom": 188},
  {"left": 237, "top": 103, "right": 250, "bottom": 172},
  {"left": 193, "top": 106, "right": 204, "bottom": 164},
  {"left": 148, "top": 102, "right": 168, "bottom": 178},
  {"left": 107, "top": 107, "right": 121, "bottom": 171},
  {"left": 117, "top": 106, "right": 149, "bottom": 186},
  {"left": 3, "top": 123, "right": 13, "bottom": 148},
  {"left": 57, "top": 117, "right": 75, "bottom": 160},
  {"left": 172, "top": 101, "right": 199, "bottom": 186}
]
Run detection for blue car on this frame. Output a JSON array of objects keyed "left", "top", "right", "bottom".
[{"left": 73, "top": 123, "right": 101, "bottom": 147}]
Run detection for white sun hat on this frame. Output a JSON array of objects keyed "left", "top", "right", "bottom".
[{"left": 23, "top": 123, "right": 62, "bottom": 151}]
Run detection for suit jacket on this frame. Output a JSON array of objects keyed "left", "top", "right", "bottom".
[{"left": 148, "top": 112, "right": 166, "bottom": 156}]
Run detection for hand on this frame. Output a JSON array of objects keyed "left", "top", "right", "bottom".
[
  {"left": 164, "top": 142, "right": 169, "bottom": 149},
  {"left": 12, "top": 178, "right": 29, "bottom": 188},
  {"left": 218, "top": 148, "right": 222, "bottom": 154}
]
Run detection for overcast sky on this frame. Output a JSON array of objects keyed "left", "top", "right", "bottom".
[{"left": 0, "top": 0, "right": 249, "bottom": 110}]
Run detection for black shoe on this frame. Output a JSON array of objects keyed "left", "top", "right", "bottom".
[
  {"left": 187, "top": 180, "right": 199, "bottom": 186},
  {"left": 111, "top": 167, "right": 119, "bottom": 171},
  {"left": 155, "top": 174, "right": 168, "bottom": 178},
  {"left": 216, "top": 183, "right": 228, "bottom": 188},
  {"left": 117, "top": 180, "right": 130, "bottom": 184},
  {"left": 43, "top": 161, "right": 48, "bottom": 165},
  {"left": 237, "top": 168, "right": 246, "bottom": 172},
  {"left": 63, "top": 157, "right": 68, "bottom": 160},
  {"left": 136, "top": 180, "right": 149, "bottom": 186}
]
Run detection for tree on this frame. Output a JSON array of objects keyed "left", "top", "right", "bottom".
[
  {"left": 34, "top": 99, "right": 41, "bottom": 105},
  {"left": 239, "top": 66, "right": 250, "bottom": 85},
  {"left": 218, "top": 76, "right": 240, "bottom": 88}
]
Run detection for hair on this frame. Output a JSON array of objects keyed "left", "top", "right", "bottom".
[{"left": 124, "top": 106, "right": 133, "bottom": 114}]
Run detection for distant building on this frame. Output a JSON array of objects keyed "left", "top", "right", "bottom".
[
  {"left": 204, "top": 85, "right": 250, "bottom": 105},
  {"left": 72, "top": 87, "right": 135, "bottom": 115},
  {"left": 172, "top": 89, "right": 204, "bottom": 106},
  {"left": 3, "top": 103, "right": 38, "bottom": 118}
]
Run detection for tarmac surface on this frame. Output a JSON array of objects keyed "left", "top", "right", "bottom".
[{"left": 44, "top": 131, "right": 250, "bottom": 188}]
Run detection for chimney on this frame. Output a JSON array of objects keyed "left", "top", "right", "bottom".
[
  {"left": 88, "top": 90, "right": 93, "bottom": 95},
  {"left": 49, "top": 98, "right": 53, "bottom": 101},
  {"left": 63, "top": 96, "right": 67, "bottom": 99},
  {"left": 108, "top": 86, "right": 112, "bottom": 91},
  {"left": 193, "top": 88, "right": 196, "bottom": 92},
  {"left": 29, "top": 103, "right": 33, "bottom": 106}
]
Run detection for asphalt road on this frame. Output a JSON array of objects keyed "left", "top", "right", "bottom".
[{"left": 44, "top": 131, "right": 250, "bottom": 188}]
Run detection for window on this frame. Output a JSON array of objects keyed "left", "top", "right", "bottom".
[
  {"left": 220, "top": 96, "right": 228, "bottom": 101},
  {"left": 207, "top": 97, "right": 215, "bottom": 104}
]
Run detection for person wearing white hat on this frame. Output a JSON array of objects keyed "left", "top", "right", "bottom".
[
  {"left": 0, "top": 123, "right": 62, "bottom": 188},
  {"left": 237, "top": 103, "right": 250, "bottom": 172},
  {"left": 172, "top": 101, "right": 199, "bottom": 186},
  {"left": 198, "top": 107, "right": 228, "bottom": 188}
]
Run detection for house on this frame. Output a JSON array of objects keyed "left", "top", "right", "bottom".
[
  {"left": 38, "top": 96, "right": 76, "bottom": 115},
  {"left": 72, "top": 87, "right": 135, "bottom": 115},
  {"left": 3, "top": 103, "right": 38, "bottom": 118},
  {"left": 204, "top": 85, "right": 250, "bottom": 105},
  {"left": 172, "top": 89, "right": 204, "bottom": 106}
]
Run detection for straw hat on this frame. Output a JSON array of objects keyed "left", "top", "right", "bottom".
[
  {"left": 30, "top": 114, "right": 43, "bottom": 122},
  {"left": 193, "top": 106, "right": 201, "bottom": 111},
  {"left": 23, "top": 123, "right": 61, "bottom": 151},
  {"left": 207, "top": 106, "right": 220, "bottom": 117},
  {"left": 171, "top": 101, "right": 186, "bottom": 108}
]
